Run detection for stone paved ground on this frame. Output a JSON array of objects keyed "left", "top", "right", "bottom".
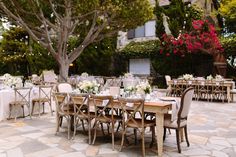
[{"left": 0, "top": 100, "right": 236, "bottom": 157}]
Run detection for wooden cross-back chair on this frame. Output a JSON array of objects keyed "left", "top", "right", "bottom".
[
  {"left": 9, "top": 87, "right": 32, "bottom": 120},
  {"left": 54, "top": 92, "right": 74, "bottom": 139},
  {"left": 90, "top": 95, "right": 122, "bottom": 150},
  {"left": 31, "top": 85, "right": 53, "bottom": 117},
  {"left": 118, "top": 98, "right": 155, "bottom": 157},
  {"left": 69, "top": 93, "right": 92, "bottom": 142}
]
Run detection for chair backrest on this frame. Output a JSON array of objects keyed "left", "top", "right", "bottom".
[
  {"left": 38, "top": 85, "right": 53, "bottom": 100},
  {"left": 14, "top": 87, "right": 32, "bottom": 103},
  {"left": 118, "top": 97, "right": 145, "bottom": 127},
  {"left": 90, "top": 95, "right": 114, "bottom": 120},
  {"left": 54, "top": 92, "right": 71, "bottom": 115},
  {"left": 57, "top": 83, "right": 73, "bottom": 93},
  {"left": 42, "top": 70, "right": 57, "bottom": 83},
  {"left": 69, "top": 93, "right": 89, "bottom": 117},
  {"left": 178, "top": 87, "right": 194, "bottom": 121},
  {"left": 165, "top": 75, "right": 171, "bottom": 85}
]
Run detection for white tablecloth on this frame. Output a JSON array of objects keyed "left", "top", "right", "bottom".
[{"left": 0, "top": 87, "right": 55, "bottom": 121}]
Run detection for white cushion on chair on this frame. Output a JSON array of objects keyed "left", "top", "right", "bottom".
[
  {"left": 164, "top": 114, "right": 187, "bottom": 128},
  {"left": 230, "top": 89, "right": 236, "bottom": 94}
]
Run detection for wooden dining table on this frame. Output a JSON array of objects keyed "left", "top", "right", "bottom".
[{"left": 70, "top": 94, "right": 172, "bottom": 156}]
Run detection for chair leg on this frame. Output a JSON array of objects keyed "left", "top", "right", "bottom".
[
  {"left": 100, "top": 123, "right": 105, "bottom": 136},
  {"left": 31, "top": 102, "right": 35, "bottom": 116},
  {"left": 134, "top": 128, "right": 137, "bottom": 145},
  {"left": 150, "top": 126, "right": 155, "bottom": 148},
  {"left": 163, "top": 127, "right": 166, "bottom": 141},
  {"left": 49, "top": 102, "right": 53, "bottom": 116},
  {"left": 184, "top": 126, "right": 190, "bottom": 147},
  {"left": 119, "top": 127, "right": 127, "bottom": 152},
  {"left": 9, "top": 104, "right": 12, "bottom": 119},
  {"left": 88, "top": 118, "right": 91, "bottom": 145},
  {"left": 116, "top": 121, "right": 121, "bottom": 132},
  {"left": 141, "top": 130, "right": 145, "bottom": 157},
  {"left": 92, "top": 121, "right": 99, "bottom": 145},
  {"left": 67, "top": 117, "right": 71, "bottom": 140},
  {"left": 55, "top": 115, "right": 60, "bottom": 134},
  {"left": 176, "top": 129, "right": 181, "bottom": 153},
  {"left": 81, "top": 120, "right": 86, "bottom": 133},
  {"left": 22, "top": 106, "right": 25, "bottom": 118}
]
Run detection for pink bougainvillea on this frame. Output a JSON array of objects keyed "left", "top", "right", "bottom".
[{"left": 159, "top": 20, "right": 224, "bottom": 57}]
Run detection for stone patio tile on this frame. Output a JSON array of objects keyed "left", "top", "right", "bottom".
[
  {"left": 16, "top": 126, "right": 39, "bottom": 132},
  {"left": 21, "top": 132, "right": 45, "bottom": 139},
  {"left": 227, "top": 138, "right": 236, "bottom": 145},
  {"left": 19, "top": 140, "right": 49, "bottom": 154},
  {"left": 70, "top": 142, "right": 89, "bottom": 151},
  {"left": 25, "top": 147, "right": 66, "bottom": 157},
  {"left": 208, "top": 139, "right": 232, "bottom": 147},
  {"left": 212, "top": 150, "right": 229, "bottom": 157},
  {"left": 6, "top": 148, "right": 23, "bottom": 157},
  {"left": 85, "top": 145, "right": 99, "bottom": 156},
  {"left": 0, "top": 153, "right": 7, "bottom": 157},
  {"left": 182, "top": 148, "right": 211, "bottom": 156},
  {"left": 189, "top": 135, "right": 208, "bottom": 145},
  {"left": 56, "top": 152, "right": 86, "bottom": 157},
  {"left": 204, "top": 143, "right": 226, "bottom": 151}
]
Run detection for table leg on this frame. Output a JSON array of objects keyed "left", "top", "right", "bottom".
[
  {"left": 156, "top": 112, "right": 164, "bottom": 157},
  {"left": 227, "top": 86, "right": 231, "bottom": 103}
]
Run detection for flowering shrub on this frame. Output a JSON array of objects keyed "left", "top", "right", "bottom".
[
  {"left": 159, "top": 20, "right": 224, "bottom": 56},
  {"left": 77, "top": 80, "right": 99, "bottom": 94}
]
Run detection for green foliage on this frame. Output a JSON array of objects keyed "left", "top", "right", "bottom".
[
  {"left": 0, "top": 27, "right": 57, "bottom": 75},
  {"left": 220, "top": 35, "right": 236, "bottom": 68},
  {"left": 155, "top": 0, "right": 203, "bottom": 38},
  {"left": 119, "top": 40, "right": 160, "bottom": 58},
  {"left": 76, "top": 37, "right": 117, "bottom": 76},
  {"left": 219, "top": 0, "right": 236, "bottom": 33}
]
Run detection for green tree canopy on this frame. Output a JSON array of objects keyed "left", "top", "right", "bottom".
[
  {"left": 0, "top": 0, "right": 153, "bottom": 81},
  {"left": 219, "top": 0, "right": 236, "bottom": 33}
]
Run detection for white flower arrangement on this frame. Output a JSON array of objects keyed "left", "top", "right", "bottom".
[
  {"left": 206, "top": 75, "right": 213, "bottom": 80},
  {"left": 182, "top": 74, "right": 194, "bottom": 80},
  {"left": 136, "top": 81, "right": 151, "bottom": 94},
  {"left": 124, "top": 85, "right": 136, "bottom": 93},
  {"left": 81, "top": 72, "right": 89, "bottom": 77},
  {"left": 3, "top": 73, "right": 23, "bottom": 88},
  {"left": 77, "top": 80, "right": 99, "bottom": 94},
  {"left": 215, "top": 74, "right": 223, "bottom": 80},
  {"left": 124, "top": 72, "right": 133, "bottom": 78}
]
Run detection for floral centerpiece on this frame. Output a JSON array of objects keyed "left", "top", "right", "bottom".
[
  {"left": 124, "top": 72, "right": 133, "bottom": 78},
  {"left": 81, "top": 72, "right": 89, "bottom": 77},
  {"left": 206, "top": 75, "right": 213, "bottom": 80},
  {"left": 136, "top": 81, "right": 151, "bottom": 95},
  {"left": 182, "top": 74, "right": 193, "bottom": 80},
  {"left": 3, "top": 73, "right": 23, "bottom": 88},
  {"left": 77, "top": 80, "right": 99, "bottom": 94},
  {"left": 215, "top": 74, "right": 223, "bottom": 80},
  {"left": 124, "top": 85, "right": 136, "bottom": 95}
]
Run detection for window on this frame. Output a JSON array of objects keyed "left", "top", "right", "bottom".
[
  {"left": 129, "top": 58, "right": 150, "bottom": 75},
  {"left": 127, "top": 20, "right": 156, "bottom": 39}
]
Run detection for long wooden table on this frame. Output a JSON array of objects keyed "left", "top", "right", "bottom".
[{"left": 168, "top": 79, "right": 235, "bottom": 103}]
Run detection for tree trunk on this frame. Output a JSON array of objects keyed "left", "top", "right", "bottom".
[{"left": 59, "top": 63, "right": 69, "bottom": 82}]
